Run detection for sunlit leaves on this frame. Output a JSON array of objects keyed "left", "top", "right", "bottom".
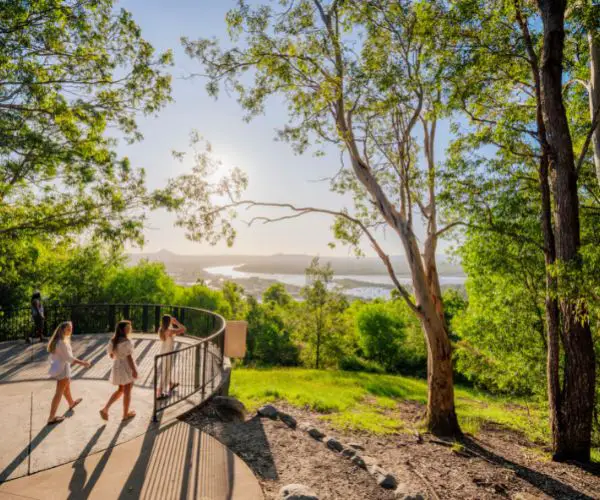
[{"left": 0, "top": 0, "right": 173, "bottom": 245}]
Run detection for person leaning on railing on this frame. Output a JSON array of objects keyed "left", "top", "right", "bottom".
[{"left": 156, "top": 314, "right": 186, "bottom": 399}]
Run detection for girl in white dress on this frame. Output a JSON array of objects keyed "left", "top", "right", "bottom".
[
  {"left": 47, "top": 321, "right": 91, "bottom": 425},
  {"left": 157, "top": 314, "right": 186, "bottom": 399},
  {"left": 99, "top": 320, "right": 138, "bottom": 421}
]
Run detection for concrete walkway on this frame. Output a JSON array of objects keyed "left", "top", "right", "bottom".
[
  {"left": 0, "top": 420, "right": 263, "bottom": 500},
  {"left": 0, "top": 336, "right": 263, "bottom": 499}
]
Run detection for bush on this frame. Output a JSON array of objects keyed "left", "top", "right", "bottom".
[
  {"left": 339, "top": 354, "right": 385, "bottom": 374},
  {"left": 356, "top": 302, "right": 405, "bottom": 369}
]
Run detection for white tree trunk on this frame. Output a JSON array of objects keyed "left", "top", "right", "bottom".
[{"left": 588, "top": 32, "right": 600, "bottom": 184}]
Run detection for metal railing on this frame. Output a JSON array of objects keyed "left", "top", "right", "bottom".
[
  {"left": 0, "top": 303, "right": 227, "bottom": 420},
  {"left": 153, "top": 324, "right": 225, "bottom": 420},
  {"left": 0, "top": 303, "right": 223, "bottom": 341}
]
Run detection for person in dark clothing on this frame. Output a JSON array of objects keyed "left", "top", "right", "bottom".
[{"left": 29, "top": 291, "right": 45, "bottom": 343}]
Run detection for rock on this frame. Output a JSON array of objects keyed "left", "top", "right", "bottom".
[
  {"left": 351, "top": 455, "right": 367, "bottom": 469},
  {"left": 279, "top": 412, "right": 297, "bottom": 429},
  {"left": 279, "top": 483, "right": 319, "bottom": 500},
  {"left": 325, "top": 437, "right": 344, "bottom": 453},
  {"left": 308, "top": 428, "right": 325, "bottom": 440},
  {"left": 375, "top": 472, "right": 398, "bottom": 490},
  {"left": 213, "top": 396, "right": 246, "bottom": 414},
  {"left": 341, "top": 448, "right": 357, "bottom": 458},
  {"left": 348, "top": 442, "right": 365, "bottom": 451},
  {"left": 258, "top": 404, "right": 279, "bottom": 419},
  {"left": 394, "top": 483, "right": 425, "bottom": 500}
]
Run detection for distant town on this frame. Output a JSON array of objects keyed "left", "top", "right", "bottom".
[{"left": 127, "top": 250, "right": 466, "bottom": 300}]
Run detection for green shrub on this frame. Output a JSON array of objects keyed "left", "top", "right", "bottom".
[{"left": 339, "top": 354, "right": 385, "bottom": 374}]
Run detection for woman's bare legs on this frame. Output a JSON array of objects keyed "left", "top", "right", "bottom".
[
  {"left": 48, "top": 379, "right": 68, "bottom": 423},
  {"left": 122, "top": 383, "right": 135, "bottom": 419},
  {"left": 100, "top": 385, "right": 124, "bottom": 420}
]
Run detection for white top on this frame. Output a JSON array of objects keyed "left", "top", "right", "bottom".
[
  {"left": 108, "top": 339, "right": 136, "bottom": 386},
  {"left": 159, "top": 329, "right": 176, "bottom": 354},
  {"left": 48, "top": 339, "right": 74, "bottom": 379}
]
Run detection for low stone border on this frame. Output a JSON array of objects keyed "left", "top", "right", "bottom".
[{"left": 257, "top": 404, "right": 408, "bottom": 498}]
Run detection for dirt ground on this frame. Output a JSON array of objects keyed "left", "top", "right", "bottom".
[{"left": 182, "top": 401, "right": 600, "bottom": 500}]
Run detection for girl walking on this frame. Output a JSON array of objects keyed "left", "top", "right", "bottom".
[
  {"left": 47, "top": 321, "right": 91, "bottom": 425},
  {"left": 157, "top": 314, "right": 186, "bottom": 399},
  {"left": 100, "top": 320, "right": 138, "bottom": 421}
]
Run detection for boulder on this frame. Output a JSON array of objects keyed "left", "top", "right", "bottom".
[
  {"left": 325, "top": 437, "right": 344, "bottom": 453},
  {"left": 351, "top": 455, "right": 367, "bottom": 469},
  {"left": 348, "top": 442, "right": 365, "bottom": 451},
  {"left": 279, "top": 412, "right": 297, "bottom": 429},
  {"left": 258, "top": 404, "right": 279, "bottom": 419},
  {"left": 279, "top": 484, "right": 319, "bottom": 500},
  {"left": 307, "top": 428, "right": 325, "bottom": 440},
  {"left": 376, "top": 473, "right": 398, "bottom": 490},
  {"left": 212, "top": 396, "right": 246, "bottom": 414}
]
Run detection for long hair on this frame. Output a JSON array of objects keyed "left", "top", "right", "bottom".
[
  {"left": 31, "top": 291, "right": 41, "bottom": 303},
  {"left": 111, "top": 320, "right": 131, "bottom": 351},
  {"left": 47, "top": 321, "right": 72, "bottom": 353},
  {"left": 159, "top": 314, "right": 171, "bottom": 341}
]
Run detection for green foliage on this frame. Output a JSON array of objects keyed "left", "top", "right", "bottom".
[
  {"left": 262, "top": 283, "right": 292, "bottom": 307},
  {"left": 338, "top": 354, "right": 385, "bottom": 374},
  {"left": 176, "top": 283, "right": 232, "bottom": 318},
  {"left": 297, "top": 258, "right": 351, "bottom": 368},
  {"left": 102, "top": 260, "right": 178, "bottom": 304},
  {"left": 355, "top": 302, "right": 406, "bottom": 369},
  {"left": 245, "top": 297, "right": 299, "bottom": 366},
  {"left": 452, "top": 231, "right": 547, "bottom": 396},
  {"left": 221, "top": 281, "right": 248, "bottom": 319},
  {"left": 0, "top": 0, "right": 173, "bottom": 246}
]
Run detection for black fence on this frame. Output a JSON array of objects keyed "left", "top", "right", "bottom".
[
  {"left": 0, "top": 303, "right": 227, "bottom": 420},
  {"left": 153, "top": 327, "right": 225, "bottom": 421},
  {"left": 0, "top": 303, "right": 223, "bottom": 342}
]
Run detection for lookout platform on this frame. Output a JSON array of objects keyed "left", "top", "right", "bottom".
[{"left": 0, "top": 334, "right": 262, "bottom": 500}]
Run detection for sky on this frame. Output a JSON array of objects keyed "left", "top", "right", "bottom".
[{"left": 118, "top": 0, "right": 452, "bottom": 257}]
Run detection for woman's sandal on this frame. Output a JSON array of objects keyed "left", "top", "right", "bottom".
[
  {"left": 122, "top": 411, "right": 136, "bottom": 421},
  {"left": 69, "top": 398, "right": 83, "bottom": 411},
  {"left": 99, "top": 409, "right": 109, "bottom": 421},
  {"left": 47, "top": 416, "right": 65, "bottom": 426}
]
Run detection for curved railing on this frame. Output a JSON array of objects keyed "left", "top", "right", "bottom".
[{"left": 0, "top": 303, "right": 227, "bottom": 421}]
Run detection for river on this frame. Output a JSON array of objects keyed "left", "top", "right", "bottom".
[{"left": 202, "top": 264, "right": 466, "bottom": 299}]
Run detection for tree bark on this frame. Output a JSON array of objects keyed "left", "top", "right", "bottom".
[
  {"left": 408, "top": 231, "right": 461, "bottom": 437},
  {"left": 537, "top": 0, "right": 596, "bottom": 462},
  {"left": 588, "top": 31, "right": 600, "bottom": 184}
]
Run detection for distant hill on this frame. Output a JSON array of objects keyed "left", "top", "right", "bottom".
[{"left": 127, "top": 250, "right": 464, "bottom": 277}]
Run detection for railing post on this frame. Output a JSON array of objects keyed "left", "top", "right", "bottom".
[
  {"left": 154, "top": 306, "right": 161, "bottom": 332},
  {"left": 201, "top": 342, "right": 208, "bottom": 400},
  {"left": 180, "top": 308, "right": 185, "bottom": 326},
  {"left": 108, "top": 305, "right": 116, "bottom": 332},
  {"left": 194, "top": 343, "right": 201, "bottom": 391},
  {"left": 153, "top": 355, "right": 158, "bottom": 422},
  {"left": 142, "top": 305, "right": 149, "bottom": 332}
]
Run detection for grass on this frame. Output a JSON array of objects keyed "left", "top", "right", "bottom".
[{"left": 230, "top": 367, "right": 551, "bottom": 444}]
